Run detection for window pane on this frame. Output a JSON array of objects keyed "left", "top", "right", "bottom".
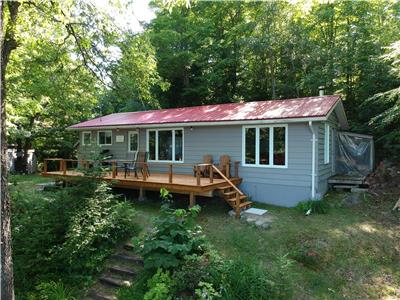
[
  {"left": 273, "top": 127, "right": 286, "bottom": 165},
  {"left": 175, "top": 130, "right": 183, "bottom": 161},
  {"left": 149, "top": 131, "right": 156, "bottom": 160},
  {"left": 129, "top": 133, "right": 138, "bottom": 152},
  {"left": 158, "top": 131, "right": 173, "bottom": 160},
  {"left": 83, "top": 133, "right": 91, "bottom": 145},
  {"left": 245, "top": 128, "right": 256, "bottom": 164},
  {"left": 105, "top": 132, "right": 112, "bottom": 144},
  {"left": 99, "top": 132, "right": 105, "bottom": 144},
  {"left": 259, "top": 128, "right": 269, "bottom": 165}
]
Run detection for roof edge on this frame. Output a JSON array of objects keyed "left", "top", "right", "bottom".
[{"left": 67, "top": 116, "right": 328, "bottom": 130}]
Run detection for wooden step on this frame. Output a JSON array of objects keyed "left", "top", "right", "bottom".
[
  {"left": 333, "top": 184, "right": 359, "bottom": 189},
  {"left": 226, "top": 195, "right": 247, "bottom": 203},
  {"left": 217, "top": 185, "right": 233, "bottom": 191},
  {"left": 238, "top": 201, "right": 253, "bottom": 209},
  {"left": 99, "top": 276, "right": 131, "bottom": 288},
  {"left": 111, "top": 253, "right": 143, "bottom": 265},
  {"left": 108, "top": 265, "right": 136, "bottom": 277},
  {"left": 223, "top": 190, "right": 237, "bottom": 197}
]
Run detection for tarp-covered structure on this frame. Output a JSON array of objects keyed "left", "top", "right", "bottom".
[{"left": 335, "top": 132, "right": 374, "bottom": 176}]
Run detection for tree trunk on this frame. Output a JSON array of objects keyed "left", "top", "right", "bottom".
[{"left": 1, "top": 2, "right": 20, "bottom": 299}]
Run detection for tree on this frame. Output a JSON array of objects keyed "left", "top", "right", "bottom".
[{"left": 1, "top": 2, "right": 20, "bottom": 298}]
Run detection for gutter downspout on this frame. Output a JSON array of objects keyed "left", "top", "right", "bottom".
[{"left": 308, "top": 121, "right": 316, "bottom": 199}]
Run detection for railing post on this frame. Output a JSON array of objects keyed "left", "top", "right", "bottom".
[
  {"left": 43, "top": 159, "right": 48, "bottom": 174},
  {"left": 112, "top": 161, "right": 116, "bottom": 178},
  {"left": 234, "top": 161, "right": 239, "bottom": 178},
  {"left": 62, "top": 159, "right": 67, "bottom": 175},
  {"left": 169, "top": 164, "right": 173, "bottom": 183},
  {"left": 143, "top": 163, "right": 147, "bottom": 181},
  {"left": 235, "top": 192, "right": 241, "bottom": 219},
  {"left": 226, "top": 162, "right": 230, "bottom": 179},
  {"left": 196, "top": 165, "right": 201, "bottom": 186},
  {"left": 209, "top": 165, "right": 213, "bottom": 183}
]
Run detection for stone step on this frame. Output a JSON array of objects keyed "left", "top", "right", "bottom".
[
  {"left": 110, "top": 253, "right": 143, "bottom": 265},
  {"left": 108, "top": 265, "right": 136, "bottom": 277},
  {"left": 99, "top": 276, "right": 131, "bottom": 288},
  {"left": 87, "top": 290, "right": 115, "bottom": 300},
  {"left": 123, "top": 242, "right": 134, "bottom": 251}
]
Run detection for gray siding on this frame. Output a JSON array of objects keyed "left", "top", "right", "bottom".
[
  {"left": 77, "top": 123, "right": 316, "bottom": 207},
  {"left": 316, "top": 112, "right": 339, "bottom": 196}
]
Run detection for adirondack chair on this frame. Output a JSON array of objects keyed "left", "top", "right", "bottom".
[
  {"left": 216, "top": 154, "right": 231, "bottom": 178},
  {"left": 125, "top": 151, "right": 149, "bottom": 178},
  {"left": 194, "top": 154, "right": 213, "bottom": 177}
]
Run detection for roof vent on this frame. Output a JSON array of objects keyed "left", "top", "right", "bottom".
[{"left": 319, "top": 86, "right": 325, "bottom": 96}]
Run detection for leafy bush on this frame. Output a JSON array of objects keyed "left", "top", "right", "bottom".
[
  {"left": 220, "top": 258, "right": 292, "bottom": 300},
  {"left": 134, "top": 203, "right": 207, "bottom": 270},
  {"left": 11, "top": 179, "right": 138, "bottom": 298},
  {"left": 296, "top": 199, "right": 329, "bottom": 214},
  {"left": 144, "top": 269, "right": 175, "bottom": 300},
  {"left": 27, "top": 281, "right": 76, "bottom": 300}
]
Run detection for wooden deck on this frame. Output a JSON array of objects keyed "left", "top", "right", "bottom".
[
  {"left": 41, "top": 158, "right": 253, "bottom": 214},
  {"left": 42, "top": 170, "right": 242, "bottom": 195}
]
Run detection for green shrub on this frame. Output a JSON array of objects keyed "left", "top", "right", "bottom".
[
  {"left": 144, "top": 268, "right": 175, "bottom": 300},
  {"left": 296, "top": 199, "right": 329, "bottom": 214},
  {"left": 220, "top": 257, "right": 292, "bottom": 300},
  {"left": 27, "top": 281, "right": 76, "bottom": 300},
  {"left": 134, "top": 203, "right": 208, "bottom": 270},
  {"left": 11, "top": 179, "right": 138, "bottom": 298}
]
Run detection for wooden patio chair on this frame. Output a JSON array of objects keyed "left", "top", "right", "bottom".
[
  {"left": 216, "top": 154, "right": 231, "bottom": 178},
  {"left": 193, "top": 154, "right": 213, "bottom": 177},
  {"left": 115, "top": 151, "right": 138, "bottom": 178},
  {"left": 125, "top": 151, "right": 149, "bottom": 178}
]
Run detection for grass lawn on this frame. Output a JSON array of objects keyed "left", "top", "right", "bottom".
[{"left": 11, "top": 174, "right": 400, "bottom": 299}]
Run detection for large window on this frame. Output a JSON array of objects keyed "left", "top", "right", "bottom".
[
  {"left": 242, "top": 125, "right": 287, "bottom": 168},
  {"left": 82, "top": 131, "right": 91, "bottom": 146},
  {"left": 324, "top": 123, "right": 330, "bottom": 164},
  {"left": 98, "top": 131, "right": 112, "bottom": 146},
  {"left": 147, "top": 129, "right": 184, "bottom": 162},
  {"left": 128, "top": 131, "right": 139, "bottom": 152}
]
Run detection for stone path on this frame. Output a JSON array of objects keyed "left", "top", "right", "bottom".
[
  {"left": 230, "top": 208, "right": 277, "bottom": 229},
  {"left": 85, "top": 242, "right": 143, "bottom": 300}
]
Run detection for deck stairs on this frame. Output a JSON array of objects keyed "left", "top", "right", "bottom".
[{"left": 210, "top": 165, "right": 252, "bottom": 217}]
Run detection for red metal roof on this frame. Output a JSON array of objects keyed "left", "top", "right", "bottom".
[{"left": 69, "top": 95, "right": 341, "bottom": 129}]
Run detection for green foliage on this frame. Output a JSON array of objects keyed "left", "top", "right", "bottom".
[
  {"left": 296, "top": 200, "right": 329, "bottom": 214},
  {"left": 11, "top": 179, "right": 138, "bottom": 298},
  {"left": 220, "top": 257, "right": 292, "bottom": 300},
  {"left": 144, "top": 269, "right": 175, "bottom": 300},
  {"left": 27, "top": 281, "right": 76, "bottom": 300},
  {"left": 195, "top": 282, "right": 221, "bottom": 300},
  {"left": 134, "top": 202, "right": 205, "bottom": 270}
]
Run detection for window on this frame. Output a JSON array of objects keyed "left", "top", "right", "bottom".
[
  {"left": 324, "top": 123, "right": 330, "bottom": 164},
  {"left": 82, "top": 131, "right": 91, "bottom": 146},
  {"left": 98, "top": 131, "right": 112, "bottom": 146},
  {"left": 147, "top": 129, "right": 184, "bottom": 162},
  {"left": 242, "top": 125, "right": 287, "bottom": 168},
  {"left": 128, "top": 131, "right": 139, "bottom": 152}
]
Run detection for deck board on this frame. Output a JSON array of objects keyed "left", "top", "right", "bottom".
[{"left": 42, "top": 170, "right": 242, "bottom": 194}]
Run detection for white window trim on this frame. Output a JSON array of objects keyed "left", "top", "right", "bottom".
[
  {"left": 241, "top": 124, "right": 288, "bottom": 168},
  {"left": 82, "top": 131, "right": 92, "bottom": 146},
  {"left": 324, "top": 123, "right": 330, "bottom": 164},
  {"left": 146, "top": 128, "right": 184, "bottom": 163},
  {"left": 128, "top": 131, "right": 139, "bottom": 152},
  {"left": 97, "top": 130, "right": 113, "bottom": 146}
]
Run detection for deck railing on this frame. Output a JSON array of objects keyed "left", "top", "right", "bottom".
[{"left": 42, "top": 158, "right": 241, "bottom": 186}]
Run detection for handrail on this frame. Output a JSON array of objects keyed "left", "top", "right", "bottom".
[{"left": 211, "top": 164, "right": 244, "bottom": 196}]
